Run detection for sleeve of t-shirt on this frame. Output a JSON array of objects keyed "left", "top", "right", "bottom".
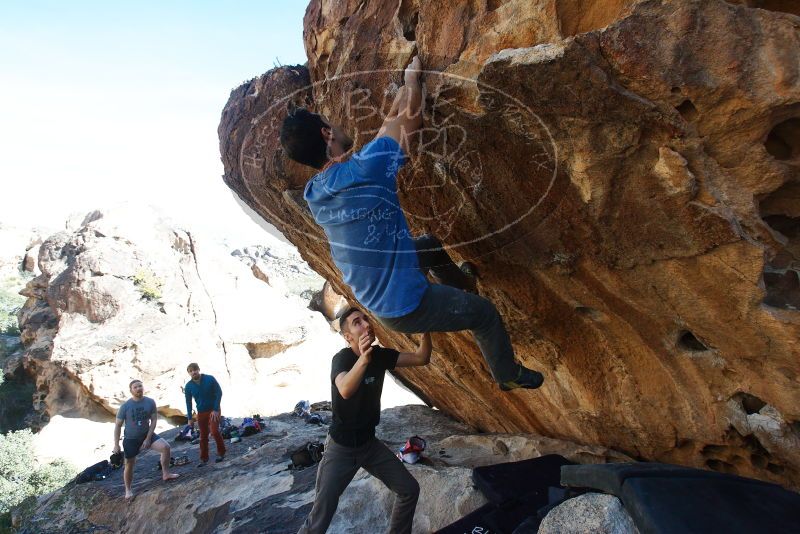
[
  {"left": 331, "top": 351, "right": 356, "bottom": 383},
  {"left": 211, "top": 376, "right": 222, "bottom": 411},
  {"left": 185, "top": 384, "right": 193, "bottom": 419},
  {"left": 381, "top": 348, "right": 400, "bottom": 371},
  {"left": 148, "top": 398, "right": 157, "bottom": 415},
  {"left": 116, "top": 403, "right": 126, "bottom": 421},
  {"left": 348, "top": 136, "right": 408, "bottom": 188}
]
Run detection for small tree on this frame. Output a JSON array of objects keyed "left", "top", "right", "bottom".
[
  {"left": 132, "top": 269, "right": 163, "bottom": 301},
  {"left": 0, "top": 278, "right": 28, "bottom": 337},
  {"left": 0, "top": 429, "right": 75, "bottom": 515}
]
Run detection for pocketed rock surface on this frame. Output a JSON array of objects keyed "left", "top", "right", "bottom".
[{"left": 219, "top": 0, "right": 800, "bottom": 488}]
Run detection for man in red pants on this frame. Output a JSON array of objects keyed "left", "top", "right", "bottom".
[{"left": 184, "top": 363, "right": 226, "bottom": 466}]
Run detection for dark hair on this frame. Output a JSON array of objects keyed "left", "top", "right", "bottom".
[
  {"left": 280, "top": 108, "right": 328, "bottom": 169},
  {"left": 336, "top": 307, "right": 362, "bottom": 334},
  {"left": 187, "top": 363, "right": 199, "bottom": 372},
  {"left": 129, "top": 379, "right": 142, "bottom": 390}
]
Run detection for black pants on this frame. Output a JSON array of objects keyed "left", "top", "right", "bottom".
[
  {"left": 298, "top": 436, "right": 419, "bottom": 534},
  {"left": 413, "top": 234, "right": 472, "bottom": 291},
  {"left": 379, "top": 235, "right": 520, "bottom": 383}
]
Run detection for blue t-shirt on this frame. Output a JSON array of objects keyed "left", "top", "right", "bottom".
[{"left": 304, "top": 136, "right": 429, "bottom": 318}]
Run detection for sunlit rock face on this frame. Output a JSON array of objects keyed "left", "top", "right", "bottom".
[
  {"left": 219, "top": 0, "right": 800, "bottom": 487},
  {"left": 15, "top": 206, "right": 354, "bottom": 428}
]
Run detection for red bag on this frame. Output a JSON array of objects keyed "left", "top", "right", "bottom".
[{"left": 397, "top": 435, "right": 426, "bottom": 464}]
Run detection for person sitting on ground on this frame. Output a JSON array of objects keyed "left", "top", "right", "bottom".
[
  {"left": 113, "top": 379, "right": 178, "bottom": 499},
  {"left": 184, "top": 363, "right": 226, "bottom": 466},
  {"left": 279, "top": 55, "right": 543, "bottom": 392},
  {"left": 299, "top": 307, "right": 431, "bottom": 534}
]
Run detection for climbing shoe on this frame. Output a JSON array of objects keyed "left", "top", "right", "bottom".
[
  {"left": 500, "top": 367, "right": 544, "bottom": 391},
  {"left": 215, "top": 456, "right": 225, "bottom": 463},
  {"left": 459, "top": 261, "right": 479, "bottom": 279},
  {"left": 459, "top": 262, "right": 480, "bottom": 293}
]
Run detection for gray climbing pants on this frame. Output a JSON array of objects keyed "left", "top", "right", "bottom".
[
  {"left": 298, "top": 436, "right": 420, "bottom": 534},
  {"left": 377, "top": 283, "right": 520, "bottom": 383}
]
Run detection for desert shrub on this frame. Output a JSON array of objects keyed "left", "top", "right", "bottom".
[
  {"left": 0, "top": 429, "right": 75, "bottom": 515},
  {"left": 0, "top": 272, "right": 30, "bottom": 337},
  {"left": 132, "top": 269, "right": 163, "bottom": 301}
]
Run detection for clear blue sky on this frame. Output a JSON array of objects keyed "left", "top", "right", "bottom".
[{"left": 0, "top": 1, "right": 308, "bottom": 239}]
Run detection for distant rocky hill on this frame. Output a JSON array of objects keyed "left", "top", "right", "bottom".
[
  {"left": 0, "top": 223, "right": 48, "bottom": 432},
  {"left": 8, "top": 206, "right": 421, "bottom": 446}
]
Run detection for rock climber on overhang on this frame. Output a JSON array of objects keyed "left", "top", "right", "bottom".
[{"left": 279, "top": 55, "right": 543, "bottom": 392}]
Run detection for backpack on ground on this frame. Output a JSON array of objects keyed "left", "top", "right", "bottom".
[
  {"left": 293, "top": 400, "right": 311, "bottom": 418},
  {"left": 305, "top": 413, "right": 325, "bottom": 425},
  {"left": 174, "top": 424, "right": 193, "bottom": 442},
  {"left": 397, "top": 435, "right": 426, "bottom": 464},
  {"left": 220, "top": 417, "right": 235, "bottom": 439},
  {"left": 239, "top": 417, "right": 261, "bottom": 437},
  {"left": 75, "top": 460, "right": 114, "bottom": 484},
  {"left": 289, "top": 441, "right": 324, "bottom": 470}
]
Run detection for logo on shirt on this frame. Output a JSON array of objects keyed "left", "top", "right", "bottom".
[
  {"left": 133, "top": 406, "right": 149, "bottom": 426},
  {"left": 364, "top": 376, "right": 376, "bottom": 385},
  {"left": 239, "top": 60, "right": 557, "bottom": 258}
]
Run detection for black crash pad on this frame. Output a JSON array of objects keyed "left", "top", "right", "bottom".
[
  {"left": 472, "top": 454, "right": 575, "bottom": 506},
  {"left": 560, "top": 462, "right": 774, "bottom": 495},
  {"left": 481, "top": 499, "right": 543, "bottom": 534},
  {"left": 434, "top": 491, "right": 558, "bottom": 534},
  {"left": 437, "top": 455, "right": 577, "bottom": 534},
  {"left": 621, "top": 476, "right": 800, "bottom": 534},
  {"left": 434, "top": 502, "right": 496, "bottom": 534},
  {"left": 560, "top": 462, "right": 800, "bottom": 534}
]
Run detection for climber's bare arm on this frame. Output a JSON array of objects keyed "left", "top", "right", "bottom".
[
  {"left": 377, "top": 56, "right": 423, "bottom": 154},
  {"left": 113, "top": 419, "right": 122, "bottom": 453},
  {"left": 395, "top": 332, "right": 432, "bottom": 367},
  {"left": 384, "top": 86, "right": 407, "bottom": 121}
]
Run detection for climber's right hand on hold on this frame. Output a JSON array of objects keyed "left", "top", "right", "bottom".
[
  {"left": 378, "top": 55, "right": 424, "bottom": 151},
  {"left": 404, "top": 55, "right": 422, "bottom": 86}
]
